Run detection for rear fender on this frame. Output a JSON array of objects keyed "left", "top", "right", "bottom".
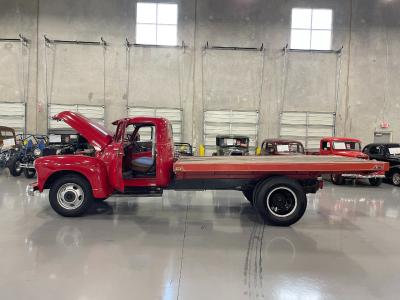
[{"left": 34, "top": 155, "right": 113, "bottom": 198}]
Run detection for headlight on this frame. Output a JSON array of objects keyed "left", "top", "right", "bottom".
[{"left": 33, "top": 148, "right": 42, "bottom": 157}]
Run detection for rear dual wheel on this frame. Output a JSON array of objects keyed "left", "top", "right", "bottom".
[{"left": 253, "top": 177, "right": 307, "bottom": 226}]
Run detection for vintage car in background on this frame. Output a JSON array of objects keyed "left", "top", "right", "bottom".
[
  {"left": 212, "top": 135, "right": 250, "bottom": 156},
  {"left": 260, "top": 139, "right": 305, "bottom": 155},
  {"left": 314, "top": 137, "right": 383, "bottom": 186},
  {"left": 8, "top": 135, "right": 48, "bottom": 178},
  {"left": 0, "top": 126, "right": 17, "bottom": 171},
  {"left": 8, "top": 133, "right": 91, "bottom": 178},
  {"left": 174, "top": 142, "right": 193, "bottom": 157},
  {"left": 363, "top": 143, "right": 400, "bottom": 186}
]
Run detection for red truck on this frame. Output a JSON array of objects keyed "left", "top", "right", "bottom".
[
  {"left": 28, "top": 112, "right": 388, "bottom": 226},
  {"left": 314, "top": 137, "right": 384, "bottom": 186}
]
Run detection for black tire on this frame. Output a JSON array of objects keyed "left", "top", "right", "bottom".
[
  {"left": 49, "top": 174, "right": 93, "bottom": 217},
  {"left": 369, "top": 178, "right": 382, "bottom": 186},
  {"left": 391, "top": 171, "right": 400, "bottom": 186},
  {"left": 331, "top": 174, "right": 344, "bottom": 185},
  {"left": 24, "top": 168, "right": 36, "bottom": 178},
  {"left": 8, "top": 157, "right": 22, "bottom": 177},
  {"left": 253, "top": 176, "right": 307, "bottom": 226},
  {"left": 242, "top": 189, "right": 254, "bottom": 204}
]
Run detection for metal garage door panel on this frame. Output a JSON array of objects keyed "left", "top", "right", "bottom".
[
  {"left": 281, "top": 112, "right": 307, "bottom": 125},
  {"left": 308, "top": 113, "right": 334, "bottom": 126},
  {"left": 307, "top": 139, "right": 322, "bottom": 149},
  {"left": 155, "top": 109, "right": 181, "bottom": 122},
  {"left": 308, "top": 127, "right": 334, "bottom": 137},
  {"left": 128, "top": 107, "right": 156, "bottom": 117},
  {"left": 231, "top": 111, "right": 258, "bottom": 124},
  {"left": 204, "top": 111, "right": 231, "bottom": 123},
  {"left": 204, "top": 123, "right": 231, "bottom": 135},
  {"left": 77, "top": 105, "right": 104, "bottom": 119},
  {"left": 49, "top": 104, "right": 77, "bottom": 129},
  {"left": 280, "top": 126, "right": 307, "bottom": 136},
  {"left": 77, "top": 105, "right": 104, "bottom": 125},
  {"left": 231, "top": 125, "right": 258, "bottom": 136},
  {"left": 0, "top": 102, "right": 26, "bottom": 132},
  {"left": 128, "top": 107, "right": 182, "bottom": 142}
]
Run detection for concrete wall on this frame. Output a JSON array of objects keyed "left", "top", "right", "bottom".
[{"left": 0, "top": 0, "right": 399, "bottom": 146}]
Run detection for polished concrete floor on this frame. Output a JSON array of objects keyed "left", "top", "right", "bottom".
[{"left": 1, "top": 171, "right": 400, "bottom": 300}]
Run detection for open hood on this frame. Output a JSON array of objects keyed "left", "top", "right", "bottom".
[{"left": 53, "top": 111, "right": 113, "bottom": 151}]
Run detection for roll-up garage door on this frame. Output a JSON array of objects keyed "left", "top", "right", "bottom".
[
  {"left": 280, "top": 111, "right": 335, "bottom": 149},
  {"left": 0, "top": 102, "right": 26, "bottom": 133},
  {"left": 128, "top": 107, "right": 182, "bottom": 142},
  {"left": 48, "top": 104, "right": 105, "bottom": 132},
  {"left": 204, "top": 110, "right": 259, "bottom": 155}
]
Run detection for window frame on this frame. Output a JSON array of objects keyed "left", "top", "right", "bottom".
[
  {"left": 135, "top": 2, "right": 178, "bottom": 46},
  {"left": 290, "top": 8, "right": 333, "bottom": 51}
]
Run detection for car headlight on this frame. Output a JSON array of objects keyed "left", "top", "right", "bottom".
[{"left": 33, "top": 148, "right": 42, "bottom": 157}]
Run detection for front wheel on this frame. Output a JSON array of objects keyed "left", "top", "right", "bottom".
[
  {"left": 253, "top": 177, "right": 307, "bottom": 226},
  {"left": 24, "top": 168, "right": 36, "bottom": 178},
  {"left": 391, "top": 171, "right": 400, "bottom": 186},
  {"left": 331, "top": 174, "right": 344, "bottom": 185},
  {"left": 49, "top": 174, "right": 93, "bottom": 217},
  {"left": 369, "top": 178, "right": 382, "bottom": 186},
  {"left": 8, "top": 157, "right": 22, "bottom": 177}
]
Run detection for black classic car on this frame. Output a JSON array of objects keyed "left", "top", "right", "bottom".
[
  {"left": 212, "top": 135, "right": 250, "bottom": 156},
  {"left": 363, "top": 143, "right": 400, "bottom": 186}
]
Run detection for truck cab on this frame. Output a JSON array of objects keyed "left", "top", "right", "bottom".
[
  {"left": 319, "top": 137, "right": 368, "bottom": 159},
  {"left": 318, "top": 137, "right": 381, "bottom": 186}
]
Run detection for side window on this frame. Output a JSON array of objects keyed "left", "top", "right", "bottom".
[
  {"left": 369, "top": 146, "right": 380, "bottom": 155},
  {"left": 321, "top": 141, "right": 330, "bottom": 150},
  {"left": 261, "top": 141, "right": 266, "bottom": 150},
  {"left": 267, "top": 143, "right": 275, "bottom": 154}
]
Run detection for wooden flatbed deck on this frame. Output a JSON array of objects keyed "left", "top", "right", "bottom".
[{"left": 173, "top": 156, "right": 388, "bottom": 179}]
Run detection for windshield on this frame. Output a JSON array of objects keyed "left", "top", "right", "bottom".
[
  {"left": 333, "top": 141, "right": 361, "bottom": 151},
  {"left": 276, "top": 142, "right": 304, "bottom": 154},
  {"left": 219, "top": 138, "right": 249, "bottom": 148},
  {"left": 388, "top": 146, "right": 400, "bottom": 155}
]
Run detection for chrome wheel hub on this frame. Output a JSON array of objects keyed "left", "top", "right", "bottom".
[
  {"left": 393, "top": 173, "right": 400, "bottom": 186},
  {"left": 15, "top": 161, "right": 21, "bottom": 173},
  {"left": 57, "top": 183, "right": 84, "bottom": 210},
  {"left": 266, "top": 187, "right": 298, "bottom": 218}
]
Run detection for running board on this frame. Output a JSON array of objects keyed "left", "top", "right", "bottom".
[{"left": 112, "top": 187, "right": 163, "bottom": 198}]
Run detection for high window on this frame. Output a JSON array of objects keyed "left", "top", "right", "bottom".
[
  {"left": 136, "top": 2, "right": 178, "bottom": 46},
  {"left": 290, "top": 8, "right": 332, "bottom": 50}
]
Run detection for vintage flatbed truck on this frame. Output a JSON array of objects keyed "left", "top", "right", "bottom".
[{"left": 27, "top": 112, "right": 389, "bottom": 226}]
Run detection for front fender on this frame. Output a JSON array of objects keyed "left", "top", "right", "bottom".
[{"left": 34, "top": 155, "right": 113, "bottom": 198}]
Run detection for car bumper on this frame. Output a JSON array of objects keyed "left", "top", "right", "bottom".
[
  {"left": 20, "top": 163, "right": 35, "bottom": 169},
  {"left": 341, "top": 174, "right": 385, "bottom": 179},
  {"left": 26, "top": 182, "right": 39, "bottom": 196}
]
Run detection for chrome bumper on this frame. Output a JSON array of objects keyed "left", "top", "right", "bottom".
[
  {"left": 20, "top": 163, "right": 35, "bottom": 169},
  {"left": 341, "top": 174, "right": 385, "bottom": 179},
  {"left": 26, "top": 182, "right": 38, "bottom": 196}
]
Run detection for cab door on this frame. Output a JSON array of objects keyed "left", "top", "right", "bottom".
[{"left": 107, "top": 122, "right": 125, "bottom": 192}]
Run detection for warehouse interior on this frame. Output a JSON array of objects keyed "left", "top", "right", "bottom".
[{"left": 1, "top": 0, "right": 400, "bottom": 299}]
